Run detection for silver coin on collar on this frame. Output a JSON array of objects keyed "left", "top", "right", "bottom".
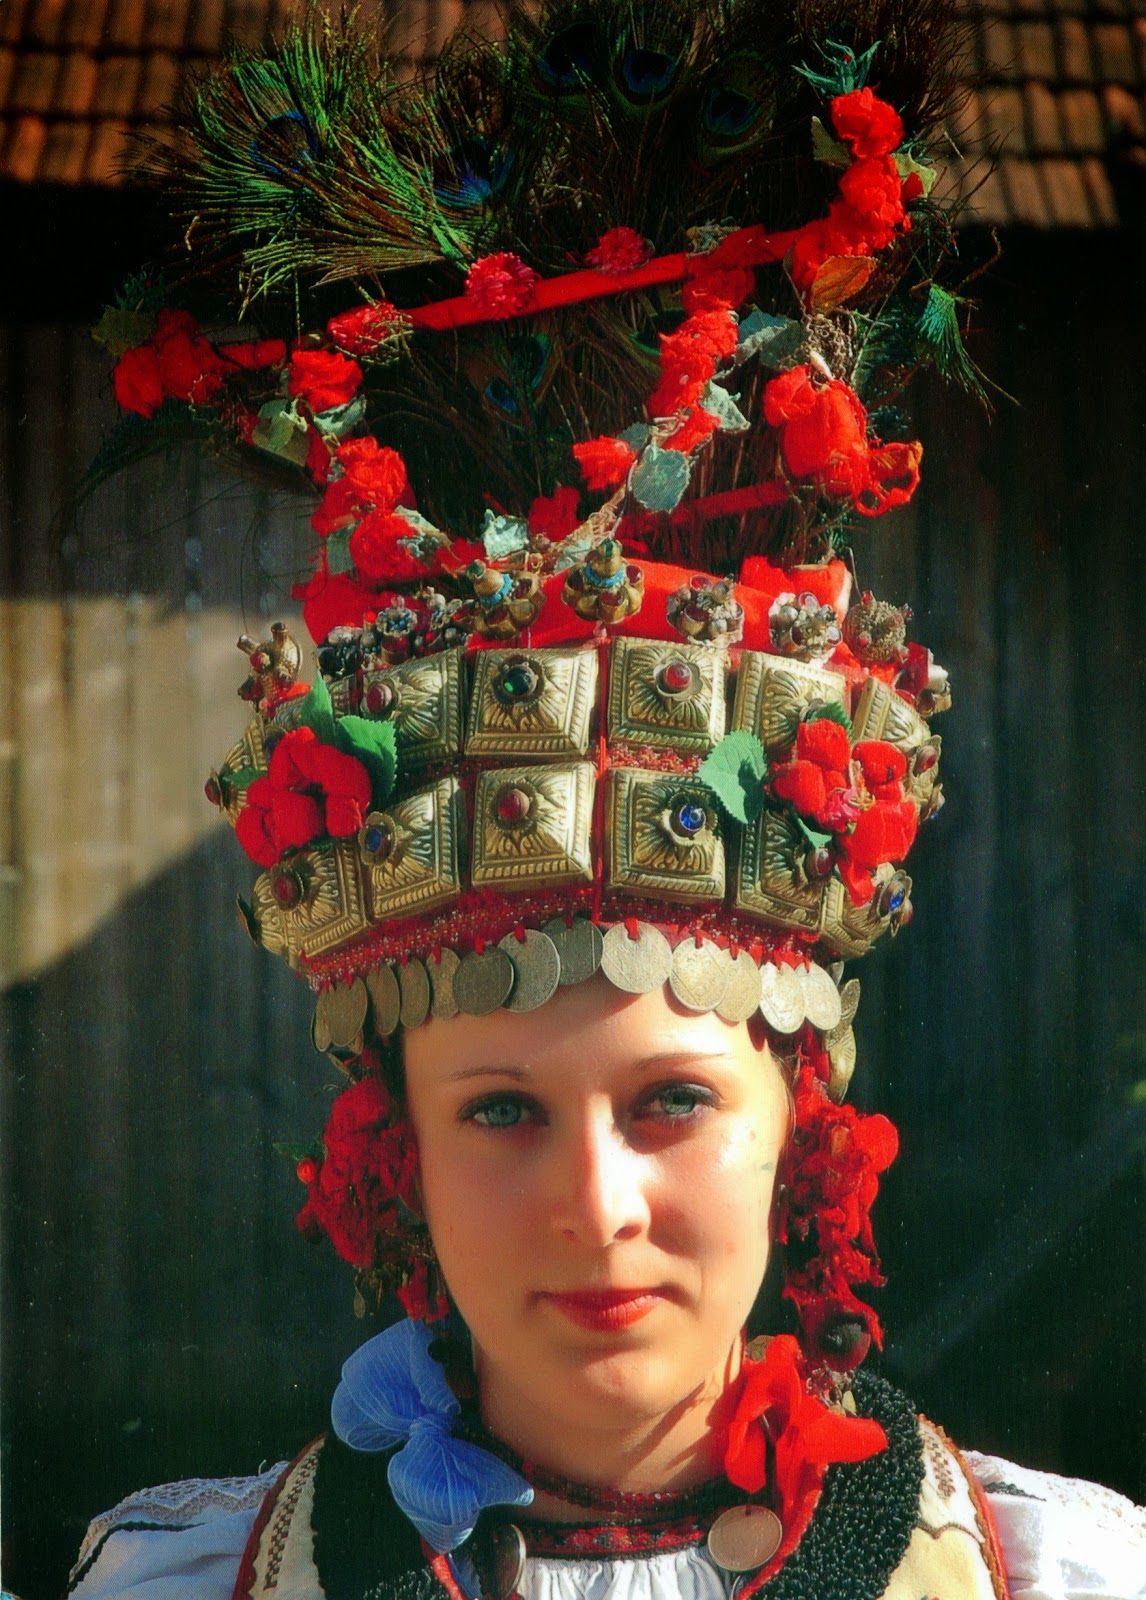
[
  {"left": 543, "top": 915, "right": 604, "bottom": 987},
  {"left": 834, "top": 977, "right": 861, "bottom": 1033},
  {"left": 670, "top": 939, "right": 729, "bottom": 1012},
  {"left": 311, "top": 1004, "right": 332, "bottom": 1054},
  {"left": 499, "top": 928, "right": 561, "bottom": 1012},
  {"left": 320, "top": 977, "right": 369, "bottom": 1049},
  {"left": 828, "top": 1024, "right": 858, "bottom": 1100},
  {"left": 800, "top": 962, "right": 843, "bottom": 1031},
  {"left": 429, "top": 948, "right": 461, "bottom": 1021},
  {"left": 367, "top": 964, "right": 401, "bottom": 1038},
  {"left": 600, "top": 921, "right": 673, "bottom": 994},
  {"left": 758, "top": 963, "right": 806, "bottom": 1034},
  {"left": 707, "top": 1504, "right": 784, "bottom": 1572},
  {"left": 454, "top": 946, "right": 516, "bottom": 1015},
  {"left": 398, "top": 957, "right": 431, "bottom": 1029},
  {"left": 716, "top": 949, "right": 764, "bottom": 1023},
  {"left": 486, "top": 1522, "right": 527, "bottom": 1600}
]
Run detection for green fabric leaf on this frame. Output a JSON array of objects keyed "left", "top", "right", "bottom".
[
  {"left": 619, "top": 422, "right": 651, "bottom": 449},
  {"left": 273, "top": 1140, "right": 324, "bottom": 1165},
  {"left": 699, "top": 730, "right": 767, "bottom": 824},
  {"left": 804, "top": 700, "right": 854, "bottom": 736},
  {"left": 296, "top": 673, "right": 337, "bottom": 743},
  {"left": 91, "top": 307, "right": 157, "bottom": 356},
  {"left": 794, "top": 814, "right": 834, "bottom": 850},
  {"left": 326, "top": 528, "right": 355, "bottom": 575},
  {"left": 811, "top": 116, "right": 851, "bottom": 168},
  {"left": 251, "top": 399, "right": 311, "bottom": 465},
  {"left": 631, "top": 443, "right": 692, "bottom": 512},
  {"left": 736, "top": 310, "right": 802, "bottom": 369},
  {"left": 482, "top": 508, "right": 530, "bottom": 560},
  {"left": 334, "top": 714, "right": 397, "bottom": 807},
  {"left": 700, "top": 382, "right": 750, "bottom": 434},
  {"left": 894, "top": 149, "right": 937, "bottom": 195}
]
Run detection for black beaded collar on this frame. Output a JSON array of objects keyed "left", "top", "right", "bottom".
[{"left": 309, "top": 1371, "right": 923, "bottom": 1600}]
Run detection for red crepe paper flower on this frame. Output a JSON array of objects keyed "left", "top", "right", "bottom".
[
  {"left": 349, "top": 510, "right": 429, "bottom": 586},
  {"left": 295, "top": 1076, "right": 420, "bottom": 1271},
  {"left": 288, "top": 348, "right": 364, "bottom": 414},
  {"left": 397, "top": 1259, "right": 450, "bottom": 1323},
  {"left": 217, "top": 338, "right": 287, "bottom": 370},
  {"left": 837, "top": 156, "right": 905, "bottom": 247},
  {"left": 527, "top": 485, "right": 582, "bottom": 540},
  {"left": 830, "top": 89, "right": 904, "bottom": 159},
  {"left": 113, "top": 345, "right": 165, "bottom": 417},
  {"left": 856, "top": 440, "right": 923, "bottom": 516},
  {"left": 585, "top": 226, "right": 652, "bottom": 273},
  {"left": 464, "top": 252, "right": 539, "bottom": 317},
  {"left": 112, "top": 308, "right": 236, "bottom": 417},
  {"left": 572, "top": 435, "right": 637, "bottom": 491},
  {"left": 311, "top": 437, "right": 411, "bottom": 536},
  {"left": 235, "top": 726, "right": 372, "bottom": 868},
  {"left": 665, "top": 406, "right": 721, "bottom": 455},
  {"left": 648, "top": 307, "right": 739, "bottom": 419},
  {"left": 853, "top": 740, "right": 907, "bottom": 788},
  {"left": 724, "top": 1334, "right": 887, "bottom": 1536},
  {"left": 327, "top": 301, "right": 407, "bottom": 356},
  {"left": 780, "top": 1058, "right": 899, "bottom": 1350}
]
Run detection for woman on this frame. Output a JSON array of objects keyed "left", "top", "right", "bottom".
[{"left": 67, "top": 0, "right": 1144, "bottom": 1594}]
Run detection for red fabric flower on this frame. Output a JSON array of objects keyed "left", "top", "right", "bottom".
[
  {"left": 648, "top": 308, "right": 740, "bottom": 419},
  {"left": 349, "top": 510, "right": 429, "bottom": 585},
  {"left": 837, "top": 156, "right": 905, "bottom": 248},
  {"left": 288, "top": 348, "right": 363, "bottom": 414},
  {"left": 113, "top": 308, "right": 236, "bottom": 415},
  {"left": 295, "top": 1076, "right": 419, "bottom": 1271},
  {"left": 724, "top": 1334, "right": 887, "bottom": 1536},
  {"left": 311, "top": 437, "right": 411, "bottom": 537},
  {"left": 327, "top": 301, "right": 407, "bottom": 356},
  {"left": 527, "top": 485, "right": 582, "bottom": 540},
  {"left": 856, "top": 440, "right": 923, "bottom": 517},
  {"left": 572, "top": 435, "right": 637, "bottom": 491},
  {"left": 853, "top": 740, "right": 907, "bottom": 788},
  {"left": 764, "top": 366, "right": 871, "bottom": 500},
  {"left": 585, "top": 226, "right": 652, "bottom": 273},
  {"left": 234, "top": 726, "right": 372, "bottom": 868},
  {"left": 830, "top": 89, "right": 904, "bottom": 159},
  {"left": 796, "top": 717, "right": 851, "bottom": 773},
  {"left": 665, "top": 406, "right": 721, "bottom": 455},
  {"left": 113, "top": 345, "right": 164, "bottom": 417},
  {"left": 397, "top": 1259, "right": 450, "bottom": 1323},
  {"left": 464, "top": 252, "right": 539, "bottom": 317},
  {"left": 217, "top": 338, "right": 287, "bottom": 370}
]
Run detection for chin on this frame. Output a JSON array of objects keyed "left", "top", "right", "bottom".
[{"left": 544, "top": 1340, "right": 703, "bottom": 1427}]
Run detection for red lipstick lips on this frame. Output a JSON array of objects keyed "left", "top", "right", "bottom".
[{"left": 541, "top": 1289, "right": 666, "bottom": 1332}]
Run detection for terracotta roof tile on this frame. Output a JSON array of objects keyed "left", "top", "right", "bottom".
[
  {"left": 0, "top": 49, "right": 15, "bottom": 107},
  {"left": 982, "top": 18, "right": 1022, "bottom": 78},
  {"left": 1079, "top": 154, "right": 1119, "bottom": 219},
  {"left": 1091, "top": 21, "right": 1138, "bottom": 79},
  {"left": 186, "top": 0, "right": 228, "bottom": 52},
  {"left": 1104, "top": 81, "right": 1145, "bottom": 134},
  {"left": 143, "top": 0, "right": 188, "bottom": 48},
  {"left": 39, "top": 111, "right": 90, "bottom": 178},
  {"left": 25, "top": 0, "right": 70, "bottom": 47},
  {"left": 1057, "top": 16, "right": 1096, "bottom": 79},
  {"left": 1042, "top": 153, "right": 1098, "bottom": 216},
  {"left": 137, "top": 49, "right": 179, "bottom": 111},
  {"left": 983, "top": 84, "right": 1028, "bottom": 150},
  {"left": 1059, "top": 85, "right": 1106, "bottom": 146},
  {"left": 105, "top": 0, "right": 150, "bottom": 51},
  {"left": 11, "top": 48, "right": 60, "bottom": 111},
  {"left": 1015, "top": 18, "right": 1058, "bottom": 75},
  {"left": 1026, "top": 79, "right": 1065, "bottom": 145},
  {"left": 61, "top": 0, "right": 112, "bottom": 49},
  {"left": 83, "top": 111, "right": 130, "bottom": 179},
  {"left": 4, "top": 112, "right": 48, "bottom": 180},
  {"left": 56, "top": 49, "right": 98, "bottom": 112},
  {"left": 93, "top": 54, "right": 142, "bottom": 116},
  {"left": 1001, "top": 152, "right": 1051, "bottom": 218}
]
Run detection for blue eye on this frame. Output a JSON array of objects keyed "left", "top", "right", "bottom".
[
  {"left": 468, "top": 1096, "right": 525, "bottom": 1128},
  {"left": 649, "top": 1084, "right": 710, "bottom": 1118}
]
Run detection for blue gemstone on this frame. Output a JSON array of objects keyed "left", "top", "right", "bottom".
[
  {"left": 887, "top": 886, "right": 906, "bottom": 913},
  {"left": 364, "top": 826, "right": 386, "bottom": 855},
  {"left": 676, "top": 802, "right": 706, "bottom": 836}
]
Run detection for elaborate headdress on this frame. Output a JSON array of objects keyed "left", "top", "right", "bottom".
[{"left": 99, "top": 0, "right": 980, "bottom": 1366}]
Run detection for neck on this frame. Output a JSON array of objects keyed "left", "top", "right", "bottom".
[{"left": 474, "top": 1337, "right": 745, "bottom": 1516}]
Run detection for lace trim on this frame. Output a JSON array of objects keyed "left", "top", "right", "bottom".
[
  {"left": 70, "top": 1465, "right": 286, "bottom": 1581},
  {"left": 967, "top": 1452, "right": 1146, "bottom": 1543}
]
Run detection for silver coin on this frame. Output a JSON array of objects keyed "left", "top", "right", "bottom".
[
  {"left": 827, "top": 1025, "right": 858, "bottom": 1102},
  {"left": 600, "top": 921, "right": 673, "bottom": 994},
  {"left": 716, "top": 950, "right": 764, "bottom": 1023},
  {"left": 311, "top": 1004, "right": 332, "bottom": 1054},
  {"left": 669, "top": 939, "right": 729, "bottom": 1012},
  {"left": 543, "top": 915, "right": 604, "bottom": 986},
  {"left": 398, "top": 958, "right": 431, "bottom": 1029},
  {"left": 758, "top": 962, "right": 806, "bottom": 1034},
  {"left": 366, "top": 964, "right": 401, "bottom": 1038},
  {"left": 454, "top": 946, "right": 516, "bottom": 1016},
  {"left": 800, "top": 962, "right": 843, "bottom": 1031},
  {"left": 837, "top": 976, "right": 861, "bottom": 1028},
  {"left": 707, "top": 1505, "right": 783, "bottom": 1572},
  {"left": 429, "top": 948, "right": 461, "bottom": 1021},
  {"left": 499, "top": 929, "right": 561, "bottom": 1012},
  {"left": 321, "top": 978, "right": 369, "bottom": 1049},
  {"left": 490, "top": 1522, "right": 527, "bottom": 1600}
]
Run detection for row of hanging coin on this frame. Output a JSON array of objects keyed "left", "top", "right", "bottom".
[{"left": 312, "top": 918, "right": 859, "bottom": 1052}]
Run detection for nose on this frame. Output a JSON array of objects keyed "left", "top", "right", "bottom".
[{"left": 551, "top": 1101, "right": 651, "bottom": 1248}]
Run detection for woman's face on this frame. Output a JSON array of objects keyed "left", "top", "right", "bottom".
[{"left": 403, "top": 972, "right": 789, "bottom": 1458}]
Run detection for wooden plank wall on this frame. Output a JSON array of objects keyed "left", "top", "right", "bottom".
[{"left": 1, "top": 236, "right": 1143, "bottom": 1600}]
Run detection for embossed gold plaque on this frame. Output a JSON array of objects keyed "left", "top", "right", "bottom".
[
  {"left": 362, "top": 776, "right": 465, "bottom": 922},
  {"left": 363, "top": 647, "right": 465, "bottom": 769},
  {"left": 820, "top": 872, "right": 891, "bottom": 958},
  {"left": 466, "top": 648, "right": 598, "bottom": 759},
  {"left": 851, "top": 675, "right": 941, "bottom": 810},
  {"left": 605, "top": 768, "right": 725, "bottom": 903},
  {"left": 218, "top": 717, "right": 269, "bottom": 823},
  {"left": 251, "top": 838, "right": 369, "bottom": 962},
  {"left": 734, "top": 807, "right": 827, "bottom": 933},
  {"left": 471, "top": 763, "right": 596, "bottom": 888},
  {"left": 606, "top": 637, "right": 726, "bottom": 753},
  {"left": 732, "top": 652, "right": 849, "bottom": 758}
]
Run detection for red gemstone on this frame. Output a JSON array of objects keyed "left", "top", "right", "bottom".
[
  {"left": 915, "top": 744, "right": 939, "bottom": 773},
  {"left": 271, "top": 869, "right": 303, "bottom": 910},
  {"left": 204, "top": 776, "right": 222, "bottom": 807},
  {"left": 365, "top": 683, "right": 389, "bottom": 714},
  {"left": 496, "top": 787, "right": 531, "bottom": 823},
  {"left": 661, "top": 660, "right": 692, "bottom": 692},
  {"left": 296, "top": 1157, "right": 318, "bottom": 1186}
]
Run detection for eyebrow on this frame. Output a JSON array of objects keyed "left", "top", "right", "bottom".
[{"left": 445, "top": 1049, "right": 737, "bottom": 1084}]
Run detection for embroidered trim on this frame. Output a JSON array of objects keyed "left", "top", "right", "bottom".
[
  {"left": 505, "top": 1511, "right": 715, "bottom": 1560},
  {"left": 934, "top": 1425, "right": 1012, "bottom": 1600}
]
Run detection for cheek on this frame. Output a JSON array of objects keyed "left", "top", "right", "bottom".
[
  {"left": 415, "top": 1136, "right": 534, "bottom": 1295},
  {"left": 654, "top": 1117, "right": 779, "bottom": 1276}
]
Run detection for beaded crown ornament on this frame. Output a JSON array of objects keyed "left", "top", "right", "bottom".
[{"left": 101, "top": 0, "right": 976, "bottom": 1355}]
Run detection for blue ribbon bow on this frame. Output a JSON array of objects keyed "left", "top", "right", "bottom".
[{"left": 331, "top": 1319, "right": 534, "bottom": 1552}]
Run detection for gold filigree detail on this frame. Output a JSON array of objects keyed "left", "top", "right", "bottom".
[
  {"left": 606, "top": 769, "right": 725, "bottom": 903},
  {"left": 607, "top": 638, "right": 726, "bottom": 752},
  {"left": 732, "top": 653, "right": 849, "bottom": 758},
  {"left": 852, "top": 676, "right": 942, "bottom": 810},
  {"left": 217, "top": 717, "right": 270, "bottom": 824},
  {"left": 466, "top": 649, "right": 598, "bottom": 759},
  {"left": 821, "top": 871, "right": 894, "bottom": 958},
  {"left": 471, "top": 763, "right": 596, "bottom": 888},
  {"left": 251, "top": 838, "right": 369, "bottom": 962},
  {"left": 363, "top": 777, "right": 465, "bottom": 921},
  {"left": 734, "top": 808, "right": 826, "bottom": 933},
  {"left": 365, "top": 648, "right": 465, "bottom": 770}
]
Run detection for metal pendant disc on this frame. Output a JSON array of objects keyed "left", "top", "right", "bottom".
[
  {"left": 543, "top": 915, "right": 605, "bottom": 987},
  {"left": 758, "top": 963, "right": 806, "bottom": 1034},
  {"left": 827, "top": 1024, "right": 858, "bottom": 1102},
  {"left": 429, "top": 948, "right": 461, "bottom": 1021},
  {"left": 312, "top": 1005, "right": 332, "bottom": 1054},
  {"left": 716, "top": 950, "right": 764, "bottom": 1023},
  {"left": 707, "top": 1505, "right": 783, "bottom": 1573},
  {"left": 499, "top": 929, "right": 561, "bottom": 1013},
  {"left": 455, "top": 946, "right": 516, "bottom": 1016},
  {"left": 669, "top": 940, "right": 729, "bottom": 1013},
  {"left": 600, "top": 921, "right": 673, "bottom": 994},
  {"left": 398, "top": 958, "right": 431, "bottom": 1029},
  {"left": 322, "top": 978, "right": 369, "bottom": 1049},
  {"left": 367, "top": 964, "right": 401, "bottom": 1038},
  {"left": 800, "top": 962, "right": 843, "bottom": 1031},
  {"left": 473, "top": 1519, "right": 526, "bottom": 1600},
  {"left": 836, "top": 977, "right": 862, "bottom": 1032}
]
